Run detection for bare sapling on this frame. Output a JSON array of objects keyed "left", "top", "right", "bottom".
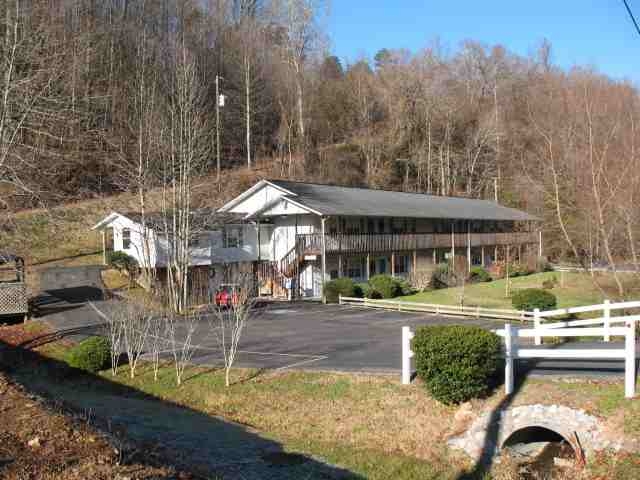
[
  {"left": 209, "top": 269, "right": 258, "bottom": 387},
  {"left": 148, "top": 313, "right": 168, "bottom": 381},
  {"left": 103, "top": 307, "right": 124, "bottom": 376},
  {"left": 118, "top": 300, "right": 152, "bottom": 379},
  {"left": 166, "top": 312, "right": 200, "bottom": 386}
]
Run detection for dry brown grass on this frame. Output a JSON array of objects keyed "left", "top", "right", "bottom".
[{"left": 1, "top": 162, "right": 279, "bottom": 268}]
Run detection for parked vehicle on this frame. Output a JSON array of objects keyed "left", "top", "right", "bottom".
[{"left": 214, "top": 284, "right": 240, "bottom": 307}]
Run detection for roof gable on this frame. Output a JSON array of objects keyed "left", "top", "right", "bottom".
[{"left": 217, "top": 179, "right": 296, "bottom": 214}]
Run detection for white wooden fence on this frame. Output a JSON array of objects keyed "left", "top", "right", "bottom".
[
  {"left": 401, "top": 300, "right": 640, "bottom": 399},
  {"left": 531, "top": 300, "right": 640, "bottom": 345},
  {"left": 340, "top": 295, "right": 530, "bottom": 321},
  {"left": 496, "top": 323, "right": 637, "bottom": 398}
]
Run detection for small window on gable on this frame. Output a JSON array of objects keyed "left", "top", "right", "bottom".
[
  {"left": 122, "top": 228, "right": 131, "bottom": 249},
  {"left": 224, "top": 226, "right": 244, "bottom": 248}
]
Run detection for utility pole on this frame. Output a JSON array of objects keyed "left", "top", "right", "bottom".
[{"left": 215, "top": 75, "right": 224, "bottom": 182}]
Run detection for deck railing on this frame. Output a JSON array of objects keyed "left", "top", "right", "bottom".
[{"left": 296, "top": 231, "right": 537, "bottom": 255}]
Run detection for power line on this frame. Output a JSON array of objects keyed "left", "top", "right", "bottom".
[{"left": 623, "top": 0, "right": 640, "bottom": 37}]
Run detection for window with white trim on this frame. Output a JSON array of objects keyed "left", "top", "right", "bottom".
[
  {"left": 223, "top": 226, "right": 244, "bottom": 248},
  {"left": 122, "top": 228, "right": 131, "bottom": 249}
]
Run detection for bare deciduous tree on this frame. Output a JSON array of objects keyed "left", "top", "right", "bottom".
[
  {"left": 117, "top": 300, "right": 152, "bottom": 379},
  {"left": 166, "top": 311, "right": 200, "bottom": 386},
  {"left": 160, "top": 40, "right": 210, "bottom": 313},
  {"left": 208, "top": 268, "right": 257, "bottom": 387}
]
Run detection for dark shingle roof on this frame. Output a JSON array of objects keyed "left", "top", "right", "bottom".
[
  {"left": 123, "top": 210, "right": 245, "bottom": 231},
  {"left": 267, "top": 179, "right": 538, "bottom": 221}
]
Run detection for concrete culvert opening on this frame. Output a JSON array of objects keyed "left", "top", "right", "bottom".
[{"left": 501, "top": 426, "right": 576, "bottom": 478}]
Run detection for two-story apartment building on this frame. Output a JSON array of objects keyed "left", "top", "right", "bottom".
[
  {"left": 218, "top": 179, "right": 540, "bottom": 299},
  {"left": 94, "top": 179, "right": 539, "bottom": 300}
]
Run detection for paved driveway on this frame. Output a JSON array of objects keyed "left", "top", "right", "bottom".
[{"left": 38, "top": 267, "right": 633, "bottom": 378}]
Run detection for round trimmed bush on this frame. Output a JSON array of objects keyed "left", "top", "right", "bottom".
[
  {"left": 430, "top": 263, "right": 451, "bottom": 289},
  {"left": 511, "top": 288, "right": 557, "bottom": 311},
  {"left": 66, "top": 336, "right": 111, "bottom": 373},
  {"left": 108, "top": 251, "right": 138, "bottom": 273},
  {"left": 412, "top": 325, "right": 502, "bottom": 404},
  {"left": 323, "top": 277, "right": 357, "bottom": 303},
  {"left": 354, "top": 282, "right": 369, "bottom": 298},
  {"left": 468, "top": 266, "right": 492, "bottom": 283},
  {"left": 368, "top": 274, "right": 401, "bottom": 299}
]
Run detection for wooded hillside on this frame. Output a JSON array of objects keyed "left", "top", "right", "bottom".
[{"left": 1, "top": 0, "right": 639, "bottom": 271}]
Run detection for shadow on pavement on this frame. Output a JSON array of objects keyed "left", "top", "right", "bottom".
[{"left": 0, "top": 339, "right": 362, "bottom": 480}]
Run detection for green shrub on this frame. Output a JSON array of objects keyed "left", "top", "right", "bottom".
[
  {"left": 396, "top": 278, "right": 417, "bottom": 296},
  {"left": 468, "top": 266, "right": 492, "bottom": 283},
  {"left": 354, "top": 282, "right": 369, "bottom": 298},
  {"left": 368, "top": 288, "right": 383, "bottom": 299},
  {"left": 412, "top": 325, "right": 502, "bottom": 404},
  {"left": 430, "top": 263, "right": 451, "bottom": 289},
  {"left": 511, "top": 288, "right": 557, "bottom": 311},
  {"left": 541, "top": 275, "right": 558, "bottom": 290},
  {"left": 368, "top": 274, "right": 401, "bottom": 299},
  {"left": 536, "top": 256, "right": 553, "bottom": 272},
  {"left": 66, "top": 336, "right": 111, "bottom": 373},
  {"left": 323, "top": 277, "right": 357, "bottom": 303},
  {"left": 508, "top": 262, "right": 534, "bottom": 277},
  {"left": 108, "top": 251, "right": 138, "bottom": 273}
]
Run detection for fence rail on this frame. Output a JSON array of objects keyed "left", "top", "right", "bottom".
[
  {"left": 531, "top": 299, "right": 640, "bottom": 345},
  {"left": 495, "top": 323, "right": 637, "bottom": 398},
  {"left": 401, "top": 320, "right": 637, "bottom": 399},
  {"left": 340, "top": 295, "right": 530, "bottom": 321}
]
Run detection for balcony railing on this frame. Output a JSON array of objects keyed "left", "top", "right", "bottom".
[{"left": 297, "top": 231, "right": 537, "bottom": 255}]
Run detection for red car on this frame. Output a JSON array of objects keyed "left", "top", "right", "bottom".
[{"left": 214, "top": 284, "right": 240, "bottom": 307}]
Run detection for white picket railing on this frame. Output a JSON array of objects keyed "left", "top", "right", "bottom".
[
  {"left": 531, "top": 300, "right": 640, "bottom": 345},
  {"left": 339, "top": 295, "right": 531, "bottom": 321},
  {"left": 401, "top": 322, "right": 638, "bottom": 398},
  {"left": 495, "top": 323, "right": 637, "bottom": 399}
]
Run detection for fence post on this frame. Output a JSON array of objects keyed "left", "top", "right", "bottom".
[
  {"left": 625, "top": 321, "right": 636, "bottom": 399},
  {"left": 603, "top": 299, "right": 611, "bottom": 342},
  {"left": 505, "top": 323, "right": 514, "bottom": 395},
  {"left": 534, "top": 308, "right": 542, "bottom": 346},
  {"left": 339, "top": 294, "right": 342, "bottom": 305},
  {"left": 402, "top": 326, "right": 414, "bottom": 385},
  {"left": 476, "top": 306, "right": 481, "bottom": 319}
]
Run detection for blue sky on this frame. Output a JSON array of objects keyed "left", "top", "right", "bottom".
[{"left": 328, "top": 1, "right": 640, "bottom": 83}]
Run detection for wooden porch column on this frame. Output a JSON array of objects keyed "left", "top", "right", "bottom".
[
  {"left": 413, "top": 250, "right": 417, "bottom": 275},
  {"left": 391, "top": 252, "right": 395, "bottom": 276},
  {"left": 338, "top": 254, "right": 343, "bottom": 277},
  {"left": 257, "top": 220, "right": 261, "bottom": 262},
  {"left": 538, "top": 230, "right": 543, "bottom": 258},
  {"left": 101, "top": 230, "right": 107, "bottom": 265},
  {"left": 366, "top": 253, "right": 370, "bottom": 280},
  {"left": 481, "top": 245, "right": 485, "bottom": 267},
  {"left": 450, "top": 223, "right": 455, "bottom": 264},
  {"left": 467, "top": 221, "right": 471, "bottom": 273},
  {"left": 494, "top": 245, "right": 499, "bottom": 262},
  {"left": 321, "top": 217, "right": 327, "bottom": 303},
  {"left": 432, "top": 248, "right": 437, "bottom": 264}
]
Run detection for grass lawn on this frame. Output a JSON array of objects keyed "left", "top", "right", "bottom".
[
  {"left": 402, "top": 271, "right": 638, "bottom": 310},
  {"left": 30, "top": 339, "right": 640, "bottom": 480}
]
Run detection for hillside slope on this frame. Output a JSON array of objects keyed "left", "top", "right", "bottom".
[{"left": 1, "top": 164, "right": 276, "bottom": 269}]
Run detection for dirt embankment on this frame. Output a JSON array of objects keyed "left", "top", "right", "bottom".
[{"left": 0, "top": 323, "right": 196, "bottom": 480}]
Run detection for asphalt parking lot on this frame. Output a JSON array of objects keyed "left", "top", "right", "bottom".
[
  {"left": 185, "top": 302, "right": 501, "bottom": 373},
  {"left": 37, "top": 266, "right": 630, "bottom": 378}
]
